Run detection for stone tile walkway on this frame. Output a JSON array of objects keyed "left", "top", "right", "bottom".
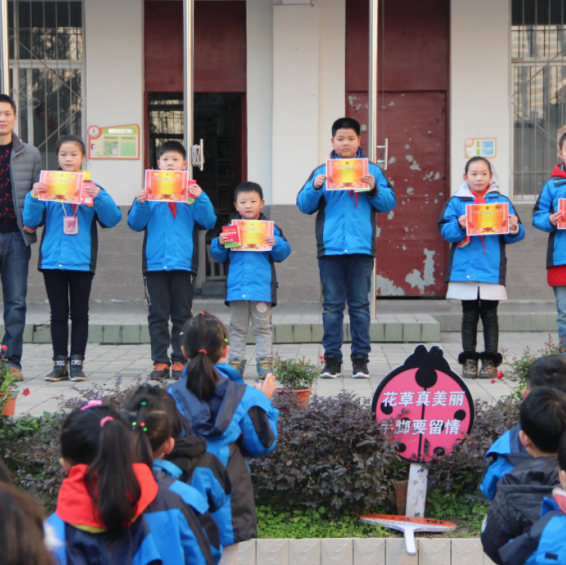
[{"left": 12, "top": 331, "right": 553, "bottom": 418}]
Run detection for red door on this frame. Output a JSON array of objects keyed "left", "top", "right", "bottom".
[{"left": 347, "top": 92, "right": 448, "bottom": 296}]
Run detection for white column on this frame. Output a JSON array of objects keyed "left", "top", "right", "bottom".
[
  {"left": 247, "top": 0, "right": 274, "bottom": 204},
  {"left": 450, "top": 0, "right": 511, "bottom": 195},
  {"left": 84, "top": 0, "right": 144, "bottom": 206}
]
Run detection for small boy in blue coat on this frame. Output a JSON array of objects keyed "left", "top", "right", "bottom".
[
  {"left": 297, "top": 117, "right": 396, "bottom": 379},
  {"left": 210, "top": 182, "right": 291, "bottom": 379},
  {"left": 128, "top": 141, "right": 217, "bottom": 381},
  {"left": 481, "top": 354, "right": 566, "bottom": 501}
]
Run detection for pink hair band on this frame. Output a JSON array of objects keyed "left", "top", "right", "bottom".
[
  {"left": 81, "top": 400, "right": 103, "bottom": 411},
  {"left": 100, "top": 416, "right": 114, "bottom": 428}
]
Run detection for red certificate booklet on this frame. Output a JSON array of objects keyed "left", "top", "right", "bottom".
[{"left": 222, "top": 224, "right": 241, "bottom": 248}]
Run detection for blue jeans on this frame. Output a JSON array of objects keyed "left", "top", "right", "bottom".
[
  {"left": 0, "top": 232, "right": 30, "bottom": 369},
  {"left": 318, "top": 254, "right": 373, "bottom": 362},
  {"left": 554, "top": 286, "right": 566, "bottom": 349}
]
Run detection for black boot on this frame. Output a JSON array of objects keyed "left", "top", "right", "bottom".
[
  {"left": 460, "top": 300, "right": 480, "bottom": 378},
  {"left": 478, "top": 300, "right": 501, "bottom": 379},
  {"left": 44, "top": 355, "right": 68, "bottom": 382},
  {"left": 69, "top": 354, "right": 86, "bottom": 382}
]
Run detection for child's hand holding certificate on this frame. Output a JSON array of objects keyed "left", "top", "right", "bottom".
[{"left": 222, "top": 224, "right": 241, "bottom": 248}]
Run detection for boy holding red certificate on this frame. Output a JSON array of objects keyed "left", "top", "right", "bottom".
[
  {"left": 210, "top": 182, "right": 291, "bottom": 379},
  {"left": 128, "top": 141, "right": 216, "bottom": 381},
  {"left": 438, "top": 157, "right": 524, "bottom": 379},
  {"left": 533, "top": 133, "right": 566, "bottom": 351}
]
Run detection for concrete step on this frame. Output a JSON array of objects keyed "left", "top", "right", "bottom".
[{"left": 432, "top": 312, "right": 558, "bottom": 333}]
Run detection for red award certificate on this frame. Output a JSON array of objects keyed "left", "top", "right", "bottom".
[
  {"left": 231, "top": 220, "right": 274, "bottom": 252},
  {"left": 326, "top": 158, "right": 369, "bottom": 191},
  {"left": 558, "top": 199, "right": 566, "bottom": 229},
  {"left": 144, "top": 170, "right": 188, "bottom": 202},
  {"left": 39, "top": 171, "right": 84, "bottom": 204},
  {"left": 466, "top": 202, "right": 509, "bottom": 236},
  {"left": 222, "top": 224, "right": 241, "bottom": 248}
]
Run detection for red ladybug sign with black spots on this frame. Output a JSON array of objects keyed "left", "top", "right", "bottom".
[{"left": 372, "top": 345, "right": 474, "bottom": 463}]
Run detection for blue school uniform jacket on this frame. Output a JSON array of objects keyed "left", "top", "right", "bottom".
[
  {"left": 144, "top": 485, "right": 214, "bottom": 565},
  {"left": 533, "top": 164, "right": 566, "bottom": 268},
  {"left": 296, "top": 148, "right": 396, "bottom": 258},
  {"left": 127, "top": 193, "right": 217, "bottom": 273},
  {"left": 480, "top": 424, "right": 529, "bottom": 501},
  {"left": 210, "top": 213, "right": 291, "bottom": 306},
  {"left": 168, "top": 375, "right": 279, "bottom": 546},
  {"left": 154, "top": 459, "right": 222, "bottom": 565},
  {"left": 499, "top": 498, "right": 566, "bottom": 565},
  {"left": 438, "top": 182, "right": 525, "bottom": 285},
  {"left": 22, "top": 186, "right": 122, "bottom": 272}
]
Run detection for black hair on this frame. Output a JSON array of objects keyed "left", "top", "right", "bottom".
[
  {"left": 181, "top": 312, "right": 229, "bottom": 402},
  {"left": 0, "top": 458, "right": 12, "bottom": 485},
  {"left": 122, "top": 389, "right": 174, "bottom": 468},
  {"left": 234, "top": 181, "right": 263, "bottom": 202},
  {"left": 55, "top": 135, "right": 86, "bottom": 156},
  {"left": 557, "top": 430, "right": 566, "bottom": 471},
  {"left": 159, "top": 140, "right": 186, "bottom": 160},
  {"left": 559, "top": 133, "right": 566, "bottom": 153},
  {"left": 60, "top": 404, "right": 141, "bottom": 542},
  {"left": 0, "top": 483, "right": 53, "bottom": 565},
  {"left": 331, "top": 117, "right": 361, "bottom": 137},
  {"left": 0, "top": 94, "right": 16, "bottom": 114},
  {"left": 520, "top": 387, "right": 566, "bottom": 453},
  {"left": 464, "top": 156, "right": 492, "bottom": 175},
  {"left": 527, "top": 354, "right": 566, "bottom": 393}
]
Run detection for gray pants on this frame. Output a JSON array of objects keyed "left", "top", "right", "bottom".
[{"left": 229, "top": 300, "right": 272, "bottom": 359}]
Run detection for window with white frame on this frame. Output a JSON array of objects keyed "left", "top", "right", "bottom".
[{"left": 7, "top": 1, "right": 83, "bottom": 169}]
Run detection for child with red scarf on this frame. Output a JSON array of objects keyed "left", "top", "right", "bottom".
[
  {"left": 533, "top": 133, "right": 566, "bottom": 353},
  {"left": 438, "top": 157, "right": 525, "bottom": 379}
]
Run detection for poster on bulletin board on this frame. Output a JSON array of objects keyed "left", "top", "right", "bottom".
[
  {"left": 465, "top": 138, "right": 497, "bottom": 159},
  {"left": 88, "top": 124, "right": 140, "bottom": 160}
]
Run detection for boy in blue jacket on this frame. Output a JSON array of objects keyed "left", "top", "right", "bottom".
[
  {"left": 128, "top": 141, "right": 217, "bottom": 381},
  {"left": 481, "top": 354, "right": 566, "bottom": 501},
  {"left": 210, "top": 182, "right": 291, "bottom": 379},
  {"left": 296, "top": 117, "right": 396, "bottom": 379},
  {"left": 533, "top": 132, "right": 566, "bottom": 348}
]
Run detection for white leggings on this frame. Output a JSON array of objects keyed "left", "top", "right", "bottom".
[{"left": 218, "top": 543, "right": 239, "bottom": 565}]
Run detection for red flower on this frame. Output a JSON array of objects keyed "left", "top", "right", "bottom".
[
  {"left": 1, "top": 345, "right": 7, "bottom": 351},
  {"left": 490, "top": 379, "right": 495, "bottom": 384},
  {"left": 22, "top": 388, "right": 30, "bottom": 396}
]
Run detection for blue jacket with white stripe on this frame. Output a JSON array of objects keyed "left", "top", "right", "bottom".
[
  {"left": 210, "top": 213, "right": 291, "bottom": 306},
  {"left": 22, "top": 186, "right": 122, "bottom": 272},
  {"left": 438, "top": 182, "right": 525, "bottom": 285},
  {"left": 168, "top": 374, "right": 279, "bottom": 546},
  {"left": 127, "top": 193, "right": 216, "bottom": 273},
  {"left": 296, "top": 149, "right": 396, "bottom": 258}
]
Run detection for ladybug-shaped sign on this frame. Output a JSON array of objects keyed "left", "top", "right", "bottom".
[{"left": 372, "top": 345, "right": 474, "bottom": 463}]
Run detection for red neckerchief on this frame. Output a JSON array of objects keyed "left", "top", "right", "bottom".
[
  {"left": 55, "top": 463, "right": 158, "bottom": 528},
  {"left": 349, "top": 191, "right": 359, "bottom": 209},
  {"left": 458, "top": 187, "right": 488, "bottom": 254},
  {"left": 168, "top": 203, "right": 177, "bottom": 219}
]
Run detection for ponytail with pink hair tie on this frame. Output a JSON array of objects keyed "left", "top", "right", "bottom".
[
  {"left": 99, "top": 416, "right": 114, "bottom": 428},
  {"left": 81, "top": 400, "right": 103, "bottom": 411}
]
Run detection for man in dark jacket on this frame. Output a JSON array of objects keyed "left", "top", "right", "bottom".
[
  {"left": 481, "top": 387, "right": 566, "bottom": 564},
  {"left": 0, "top": 94, "right": 41, "bottom": 378}
]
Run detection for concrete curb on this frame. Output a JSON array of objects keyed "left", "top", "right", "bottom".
[
  {"left": 432, "top": 312, "right": 558, "bottom": 333},
  {"left": 234, "top": 538, "right": 494, "bottom": 565}
]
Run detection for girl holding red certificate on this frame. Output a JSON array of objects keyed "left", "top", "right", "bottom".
[
  {"left": 438, "top": 157, "right": 525, "bottom": 379},
  {"left": 23, "top": 135, "right": 122, "bottom": 383}
]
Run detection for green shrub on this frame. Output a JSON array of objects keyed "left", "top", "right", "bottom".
[{"left": 274, "top": 357, "right": 319, "bottom": 390}]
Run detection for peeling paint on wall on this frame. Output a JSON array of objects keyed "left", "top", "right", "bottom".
[
  {"left": 410, "top": 160, "right": 422, "bottom": 171},
  {"left": 407, "top": 187, "right": 414, "bottom": 194},
  {"left": 387, "top": 211, "right": 395, "bottom": 220},
  {"left": 376, "top": 275, "right": 405, "bottom": 296},
  {"left": 389, "top": 156, "right": 396, "bottom": 165},
  {"left": 405, "top": 144, "right": 410, "bottom": 149},
  {"left": 405, "top": 249, "right": 436, "bottom": 294},
  {"left": 406, "top": 155, "right": 413, "bottom": 162}
]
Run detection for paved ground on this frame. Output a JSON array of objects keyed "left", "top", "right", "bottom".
[{"left": 12, "top": 331, "right": 554, "bottom": 417}]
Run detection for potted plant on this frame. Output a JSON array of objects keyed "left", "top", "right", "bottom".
[
  {"left": 0, "top": 345, "right": 29, "bottom": 416},
  {"left": 274, "top": 356, "right": 318, "bottom": 408}
]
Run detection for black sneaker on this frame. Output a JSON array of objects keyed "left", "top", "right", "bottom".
[
  {"left": 352, "top": 356, "right": 370, "bottom": 379},
  {"left": 44, "top": 356, "right": 68, "bottom": 382},
  {"left": 69, "top": 354, "right": 86, "bottom": 382},
  {"left": 150, "top": 363, "right": 170, "bottom": 381},
  {"left": 320, "top": 356, "right": 342, "bottom": 379}
]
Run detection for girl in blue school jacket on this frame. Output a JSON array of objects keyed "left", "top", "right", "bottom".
[
  {"left": 123, "top": 388, "right": 229, "bottom": 565},
  {"left": 46, "top": 402, "right": 162, "bottom": 565},
  {"left": 169, "top": 312, "right": 279, "bottom": 563},
  {"left": 438, "top": 157, "right": 525, "bottom": 380},
  {"left": 23, "top": 135, "right": 121, "bottom": 383}
]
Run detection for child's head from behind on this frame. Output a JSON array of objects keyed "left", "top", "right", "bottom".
[
  {"left": 331, "top": 117, "right": 361, "bottom": 159},
  {"left": 463, "top": 157, "right": 493, "bottom": 193},
  {"left": 60, "top": 402, "right": 141, "bottom": 541},
  {"left": 525, "top": 354, "right": 566, "bottom": 399},
  {"left": 519, "top": 387, "right": 566, "bottom": 456},
  {"left": 158, "top": 141, "right": 187, "bottom": 171},
  {"left": 181, "top": 312, "right": 229, "bottom": 402},
  {"left": 234, "top": 181, "right": 264, "bottom": 220},
  {"left": 122, "top": 389, "right": 175, "bottom": 467},
  {"left": 56, "top": 135, "right": 85, "bottom": 173},
  {"left": 0, "top": 483, "right": 53, "bottom": 565}
]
